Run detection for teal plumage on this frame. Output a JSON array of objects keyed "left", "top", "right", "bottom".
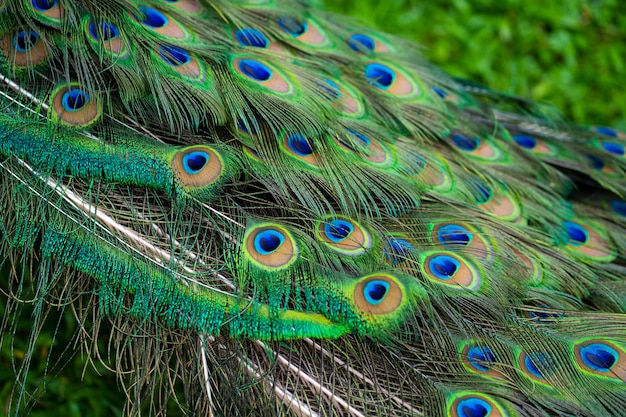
[{"left": 1, "top": 1, "right": 626, "bottom": 416}]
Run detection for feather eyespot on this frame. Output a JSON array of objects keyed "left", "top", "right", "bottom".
[
  {"left": 347, "top": 33, "right": 392, "bottom": 54},
  {"left": 162, "top": 0, "right": 202, "bottom": 14},
  {"left": 158, "top": 44, "right": 203, "bottom": 79},
  {"left": 317, "top": 216, "right": 371, "bottom": 256},
  {"left": 592, "top": 126, "right": 626, "bottom": 140},
  {"left": 462, "top": 344, "right": 504, "bottom": 379},
  {"left": 85, "top": 20, "right": 128, "bottom": 57},
  {"left": 364, "top": 61, "right": 421, "bottom": 98},
  {"left": 281, "top": 133, "right": 320, "bottom": 167},
  {"left": 449, "top": 394, "right": 506, "bottom": 417},
  {"left": 232, "top": 56, "right": 294, "bottom": 95},
  {"left": 134, "top": 7, "right": 190, "bottom": 40},
  {"left": 421, "top": 252, "right": 481, "bottom": 291},
  {"left": 562, "top": 220, "right": 615, "bottom": 262},
  {"left": 244, "top": 224, "right": 297, "bottom": 269},
  {"left": 235, "top": 28, "right": 269, "bottom": 48},
  {"left": 518, "top": 351, "right": 553, "bottom": 384},
  {"left": 332, "top": 129, "right": 393, "bottom": 167},
  {"left": 318, "top": 78, "right": 364, "bottom": 116},
  {"left": 0, "top": 30, "right": 48, "bottom": 67},
  {"left": 574, "top": 340, "right": 626, "bottom": 380},
  {"left": 610, "top": 199, "right": 626, "bottom": 217},
  {"left": 353, "top": 274, "right": 403, "bottom": 315},
  {"left": 384, "top": 236, "right": 415, "bottom": 264},
  {"left": 600, "top": 141, "right": 625, "bottom": 156},
  {"left": 276, "top": 16, "right": 331, "bottom": 47},
  {"left": 512, "top": 134, "right": 554, "bottom": 155},
  {"left": 172, "top": 146, "right": 224, "bottom": 188},
  {"left": 32, "top": 0, "right": 58, "bottom": 11},
  {"left": 49, "top": 83, "right": 101, "bottom": 127}
]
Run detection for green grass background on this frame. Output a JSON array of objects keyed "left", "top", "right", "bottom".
[
  {"left": 2, "top": 1, "right": 626, "bottom": 415},
  {"left": 326, "top": 0, "right": 626, "bottom": 128}
]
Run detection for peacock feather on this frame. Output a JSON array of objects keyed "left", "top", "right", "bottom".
[{"left": 0, "top": 1, "right": 625, "bottom": 416}]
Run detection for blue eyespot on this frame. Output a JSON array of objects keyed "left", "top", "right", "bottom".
[
  {"left": 254, "top": 229, "right": 285, "bottom": 255},
  {"left": 88, "top": 21, "right": 119, "bottom": 41},
  {"left": 235, "top": 28, "right": 269, "bottom": 48},
  {"left": 563, "top": 221, "right": 588, "bottom": 245},
  {"left": 159, "top": 44, "right": 191, "bottom": 66},
  {"left": 429, "top": 255, "right": 460, "bottom": 280},
  {"left": 457, "top": 397, "right": 491, "bottom": 417},
  {"left": 472, "top": 180, "right": 492, "bottom": 204},
  {"left": 323, "top": 219, "right": 354, "bottom": 242},
  {"left": 580, "top": 343, "right": 618, "bottom": 372},
  {"left": 181, "top": 150, "right": 209, "bottom": 174},
  {"left": 385, "top": 238, "right": 414, "bottom": 264},
  {"left": 138, "top": 7, "right": 168, "bottom": 28},
  {"left": 32, "top": 0, "right": 58, "bottom": 11},
  {"left": 14, "top": 30, "right": 39, "bottom": 52},
  {"left": 61, "top": 89, "right": 90, "bottom": 112},
  {"left": 467, "top": 346, "right": 496, "bottom": 372},
  {"left": 287, "top": 133, "right": 313, "bottom": 156},
  {"left": 610, "top": 199, "right": 626, "bottom": 216},
  {"left": 512, "top": 134, "right": 537, "bottom": 149},
  {"left": 238, "top": 59, "right": 272, "bottom": 81},
  {"left": 432, "top": 86, "right": 448, "bottom": 98},
  {"left": 524, "top": 352, "right": 550, "bottom": 379},
  {"left": 437, "top": 224, "right": 472, "bottom": 249},
  {"left": 319, "top": 79, "right": 341, "bottom": 100},
  {"left": 363, "top": 279, "right": 390, "bottom": 305},
  {"left": 587, "top": 155, "right": 604, "bottom": 171},
  {"left": 346, "top": 129, "right": 371, "bottom": 146},
  {"left": 364, "top": 63, "right": 395, "bottom": 89},
  {"left": 452, "top": 133, "right": 479, "bottom": 152},
  {"left": 595, "top": 126, "right": 617, "bottom": 137},
  {"left": 601, "top": 141, "right": 625, "bottom": 156},
  {"left": 277, "top": 16, "right": 307, "bottom": 36},
  {"left": 349, "top": 33, "right": 375, "bottom": 52}
]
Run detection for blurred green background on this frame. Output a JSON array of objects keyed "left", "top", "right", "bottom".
[
  {"left": 2, "top": 1, "right": 625, "bottom": 416},
  {"left": 327, "top": 0, "right": 626, "bottom": 128}
]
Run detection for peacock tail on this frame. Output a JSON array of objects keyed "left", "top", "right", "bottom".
[{"left": 0, "top": 1, "right": 625, "bottom": 416}]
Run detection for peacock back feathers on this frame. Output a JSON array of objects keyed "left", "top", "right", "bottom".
[{"left": 1, "top": 0, "right": 625, "bottom": 416}]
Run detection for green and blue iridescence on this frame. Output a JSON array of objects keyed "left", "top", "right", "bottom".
[
  {"left": 437, "top": 224, "right": 472, "bottom": 250},
  {"left": 600, "top": 141, "right": 625, "bottom": 156},
  {"left": 471, "top": 179, "right": 493, "bottom": 204},
  {"left": 235, "top": 28, "right": 269, "bottom": 48},
  {"left": 61, "top": 88, "right": 90, "bottom": 112},
  {"left": 452, "top": 133, "right": 479, "bottom": 152},
  {"left": 456, "top": 397, "right": 493, "bottom": 417},
  {"left": 522, "top": 351, "right": 552, "bottom": 380},
  {"left": 563, "top": 221, "right": 588, "bottom": 246},
  {"left": 254, "top": 229, "right": 285, "bottom": 255},
  {"left": 276, "top": 16, "right": 307, "bottom": 36},
  {"left": 323, "top": 219, "right": 353, "bottom": 243},
  {"left": 429, "top": 255, "right": 460, "bottom": 280},
  {"left": 385, "top": 237, "right": 414, "bottom": 264},
  {"left": 512, "top": 134, "right": 537, "bottom": 150},
  {"left": 286, "top": 133, "right": 314, "bottom": 157},
  {"left": 238, "top": 58, "right": 272, "bottom": 81},
  {"left": 159, "top": 44, "right": 191, "bottom": 66},
  {"left": 363, "top": 279, "right": 390, "bottom": 305},
  {"left": 181, "top": 150, "right": 209, "bottom": 174},
  {"left": 319, "top": 79, "right": 341, "bottom": 100},
  {"left": 610, "top": 199, "right": 626, "bottom": 216},
  {"left": 138, "top": 6, "right": 168, "bottom": 28},
  {"left": 88, "top": 21, "right": 119, "bottom": 41},
  {"left": 365, "top": 62, "right": 395, "bottom": 90},
  {"left": 349, "top": 33, "right": 375, "bottom": 52},
  {"left": 467, "top": 345, "right": 497, "bottom": 372},
  {"left": 14, "top": 30, "right": 39, "bottom": 52},
  {"left": 32, "top": 0, "right": 58, "bottom": 11},
  {"left": 579, "top": 343, "right": 618, "bottom": 373}
]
